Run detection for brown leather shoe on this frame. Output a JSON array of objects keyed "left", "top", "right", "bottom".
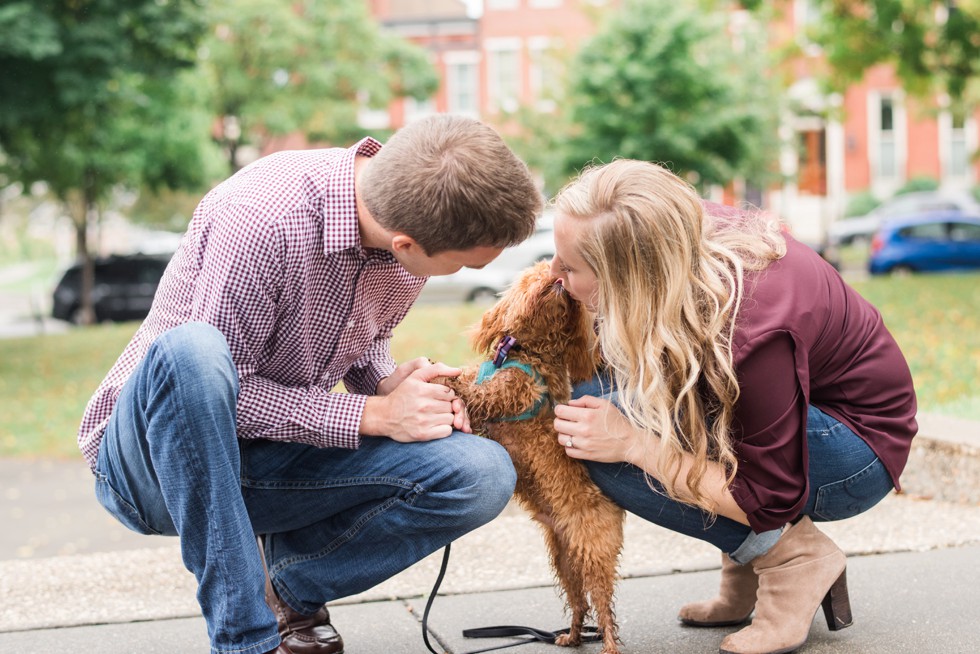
[{"left": 259, "top": 537, "right": 344, "bottom": 654}]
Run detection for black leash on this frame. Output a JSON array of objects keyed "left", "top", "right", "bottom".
[{"left": 421, "top": 544, "right": 603, "bottom": 654}]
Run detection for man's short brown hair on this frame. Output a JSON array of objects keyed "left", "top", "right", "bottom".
[{"left": 361, "top": 114, "right": 542, "bottom": 255}]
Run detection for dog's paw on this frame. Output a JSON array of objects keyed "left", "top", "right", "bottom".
[
  {"left": 429, "top": 375, "right": 459, "bottom": 387},
  {"left": 554, "top": 633, "right": 581, "bottom": 648}
]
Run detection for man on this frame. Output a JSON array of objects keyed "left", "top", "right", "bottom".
[{"left": 79, "top": 115, "right": 542, "bottom": 654}]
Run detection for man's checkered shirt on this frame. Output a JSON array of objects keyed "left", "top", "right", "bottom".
[{"left": 78, "top": 138, "right": 426, "bottom": 472}]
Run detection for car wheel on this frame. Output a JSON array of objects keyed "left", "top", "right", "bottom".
[
  {"left": 468, "top": 287, "right": 499, "bottom": 305},
  {"left": 890, "top": 264, "right": 915, "bottom": 277}
]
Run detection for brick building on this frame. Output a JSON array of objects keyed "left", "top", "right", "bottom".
[{"left": 368, "top": 0, "right": 979, "bottom": 240}]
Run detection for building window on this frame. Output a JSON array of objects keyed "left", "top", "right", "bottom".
[
  {"left": 404, "top": 96, "right": 436, "bottom": 123},
  {"left": 445, "top": 52, "right": 480, "bottom": 117},
  {"left": 486, "top": 39, "right": 522, "bottom": 113},
  {"left": 868, "top": 91, "right": 906, "bottom": 195},
  {"left": 878, "top": 96, "right": 897, "bottom": 179},
  {"left": 950, "top": 109, "right": 969, "bottom": 177},
  {"left": 528, "top": 37, "right": 563, "bottom": 111},
  {"left": 529, "top": 0, "right": 563, "bottom": 7},
  {"left": 939, "top": 104, "right": 977, "bottom": 185}
]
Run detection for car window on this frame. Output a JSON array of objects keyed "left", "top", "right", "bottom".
[
  {"left": 97, "top": 261, "right": 133, "bottom": 283},
  {"left": 898, "top": 223, "right": 947, "bottom": 241},
  {"left": 136, "top": 260, "right": 168, "bottom": 283},
  {"left": 949, "top": 223, "right": 980, "bottom": 242}
]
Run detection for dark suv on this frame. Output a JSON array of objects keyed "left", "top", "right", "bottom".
[{"left": 52, "top": 254, "right": 170, "bottom": 323}]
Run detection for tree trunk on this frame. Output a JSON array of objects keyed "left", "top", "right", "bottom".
[{"left": 71, "top": 170, "right": 99, "bottom": 326}]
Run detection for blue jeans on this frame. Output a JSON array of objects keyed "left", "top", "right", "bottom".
[
  {"left": 94, "top": 322, "right": 516, "bottom": 654},
  {"left": 573, "top": 375, "right": 895, "bottom": 565}
]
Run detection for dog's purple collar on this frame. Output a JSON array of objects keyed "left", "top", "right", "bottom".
[{"left": 493, "top": 335, "right": 519, "bottom": 368}]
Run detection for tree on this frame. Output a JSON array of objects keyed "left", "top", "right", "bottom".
[
  {"left": 203, "top": 0, "right": 439, "bottom": 171},
  {"left": 0, "top": 0, "right": 215, "bottom": 324},
  {"left": 801, "top": 0, "right": 980, "bottom": 103},
  {"left": 547, "top": 0, "right": 782, "bottom": 191}
]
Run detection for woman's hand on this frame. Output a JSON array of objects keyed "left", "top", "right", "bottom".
[{"left": 553, "top": 395, "right": 640, "bottom": 463}]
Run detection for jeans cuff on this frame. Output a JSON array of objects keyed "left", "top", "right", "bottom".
[{"left": 729, "top": 526, "right": 783, "bottom": 565}]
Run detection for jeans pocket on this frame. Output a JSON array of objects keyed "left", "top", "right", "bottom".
[
  {"left": 94, "top": 475, "right": 162, "bottom": 536},
  {"left": 813, "top": 457, "right": 894, "bottom": 522}
]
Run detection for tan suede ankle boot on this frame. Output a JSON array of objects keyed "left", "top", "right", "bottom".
[
  {"left": 719, "top": 517, "right": 852, "bottom": 654},
  {"left": 678, "top": 553, "right": 758, "bottom": 627}
]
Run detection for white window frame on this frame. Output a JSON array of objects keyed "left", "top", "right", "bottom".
[
  {"left": 485, "top": 37, "right": 523, "bottom": 114},
  {"left": 443, "top": 50, "right": 481, "bottom": 118},
  {"left": 529, "top": 0, "right": 563, "bottom": 8},
  {"left": 527, "top": 36, "right": 563, "bottom": 111},
  {"left": 938, "top": 107, "right": 978, "bottom": 188},
  {"left": 868, "top": 91, "right": 907, "bottom": 197}
]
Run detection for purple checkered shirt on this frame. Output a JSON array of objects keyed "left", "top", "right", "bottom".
[{"left": 78, "top": 138, "right": 427, "bottom": 472}]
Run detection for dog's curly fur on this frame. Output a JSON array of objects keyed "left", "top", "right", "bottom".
[{"left": 443, "top": 261, "right": 625, "bottom": 654}]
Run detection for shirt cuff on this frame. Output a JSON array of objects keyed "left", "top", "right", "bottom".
[
  {"left": 344, "top": 360, "right": 396, "bottom": 396},
  {"left": 321, "top": 392, "right": 367, "bottom": 449}
]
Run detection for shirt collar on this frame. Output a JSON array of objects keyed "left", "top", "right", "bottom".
[{"left": 323, "top": 136, "right": 383, "bottom": 256}]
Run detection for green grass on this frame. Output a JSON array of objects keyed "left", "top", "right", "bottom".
[
  {"left": 1, "top": 274, "right": 978, "bottom": 458},
  {"left": 849, "top": 272, "right": 980, "bottom": 420}
]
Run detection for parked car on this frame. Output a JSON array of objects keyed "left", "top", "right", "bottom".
[
  {"left": 830, "top": 191, "right": 980, "bottom": 246},
  {"left": 417, "top": 213, "right": 556, "bottom": 304},
  {"left": 52, "top": 254, "right": 170, "bottom": 323},
  {"left": 868, "top": 212, "right": 980, "bottom": 275}
]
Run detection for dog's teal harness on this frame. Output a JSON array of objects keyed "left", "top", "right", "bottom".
[{"left": 475, "top": 335, "right": 549, "bottom": 422}]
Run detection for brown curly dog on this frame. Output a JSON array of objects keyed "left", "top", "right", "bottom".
[{"left": 443, "top": 261, "right": 625, "bottom": 654}]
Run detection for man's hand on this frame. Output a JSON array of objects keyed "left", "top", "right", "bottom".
[
  {"left": 362, "top": 361, "right": 468, "bottom": 441},
  {"left": 375, "top": 357, "right": 431, "bottom": 397}
]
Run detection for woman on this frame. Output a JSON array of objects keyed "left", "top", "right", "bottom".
[{"left": 549, "top": 160, "right": 917, "bottom": 654}]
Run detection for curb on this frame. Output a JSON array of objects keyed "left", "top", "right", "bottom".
[{"left": 901, "top": 412, "right": 980, "bottom": 505}]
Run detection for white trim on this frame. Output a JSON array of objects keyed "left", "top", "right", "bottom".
[{"left": 486, "top": 0, "right": 519, "bottom": 10}]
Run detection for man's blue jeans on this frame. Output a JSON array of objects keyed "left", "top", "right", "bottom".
[
  {"left": 94, "top": 323, "right": 516, "bottom": 654},
  {"left": 572, "top": 374, "right": 895, "bottom": 564}
]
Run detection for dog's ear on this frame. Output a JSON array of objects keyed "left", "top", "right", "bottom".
[
  {"left": 471, "top": 294, "right": 509, "bottom": 355},
  {"left": 565, "top": 303, "right": 600, "bottom": 382}
]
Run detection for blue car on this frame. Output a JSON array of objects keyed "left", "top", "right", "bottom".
[{"left": 868, "top": 212, "right": 980, "bottom": 275}]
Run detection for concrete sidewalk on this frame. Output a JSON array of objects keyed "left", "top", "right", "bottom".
[
  {"left": 1, "top": 413, "right": 978, "bottom": 653},
  {"left": 1, "top": 546, "right": 978, "bottom": 653}
]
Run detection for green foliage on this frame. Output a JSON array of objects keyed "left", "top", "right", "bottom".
[
  {"left": 556, "top": 0, "right": 782, "bottom": 188},
  {"left": 0, "top": 0, "right": 218, "bottom": 324},
  {"left": 850, "top": 273, "right": 980, "bottom": 418},
  {"left": 895, "top": 176, "right": 940, "bottom": 196},
  {"left": 805, "top": 0, "right": 980, "bottom": 102},
  {"left": 202, "top": 0, "right": 439, "bottom": 169},
  {"left": 843, "top": 191, "right": 881, "bottom": 218},
  {"left": 0, "top": 0, "right": 216, "bottom": 204}
]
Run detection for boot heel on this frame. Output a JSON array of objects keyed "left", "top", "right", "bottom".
[{"left": 821, "top": 569, "right": 853, "bottom": 631}]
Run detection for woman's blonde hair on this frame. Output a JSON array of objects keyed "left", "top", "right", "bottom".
[{"left": 552, "top": 159, "right": 786, "bottom": 515}]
